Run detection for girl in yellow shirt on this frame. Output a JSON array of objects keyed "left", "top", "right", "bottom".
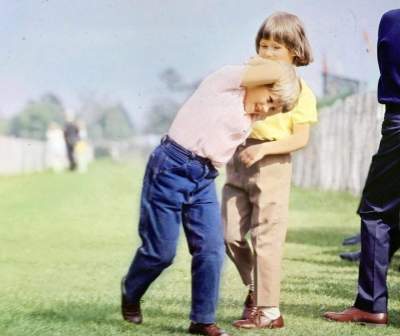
[{"left": 222, "top": 11, "right": 318, "bottom": 329}]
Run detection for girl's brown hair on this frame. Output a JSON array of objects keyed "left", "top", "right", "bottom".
[{"left": 255, "top": 12, "right": 313, "bottom": 66}]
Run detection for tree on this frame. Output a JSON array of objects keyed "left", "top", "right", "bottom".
[
  {"left": 101, "top": 103, "right": 135, "bottom": 140},
  {"left": 144, "top": 68, "right": 199, "bottom": 134},
  {"left": 0, "top": 118, "right": 8, "bottom": 135},
  {"left": 145, "top": 98, "right": 180, "bottom": 134},
  {"left": 77, "top": 96, "right": 135, "bottom": 141},
  {"left": 9, "top": 93, "right": 65, "bottom": 140},
  {"left": 159, "top": 67, "right": 200, "bottom": 92}
]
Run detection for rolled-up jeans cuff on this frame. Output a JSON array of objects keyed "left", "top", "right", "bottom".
[{"left": 190, "top": 312, "right": 215, "bottom": 324}]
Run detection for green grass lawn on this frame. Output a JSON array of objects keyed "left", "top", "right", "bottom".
[{"left": 1, "top": 159, "right": 400, "bottom": 336}]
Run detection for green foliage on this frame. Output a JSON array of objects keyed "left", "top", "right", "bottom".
[
  {"left": 0, "top": 118, "right": 8, "bottom": 135},
  {"left": 144, "top": 98, "right": 179, "bottom": 134},
  {"left": 79, "top": 98, "right": 135, "bottom": 141},
  {"left": 317, "top": 89, "right": 354, "bottom": 109},
  {"left": 1, "top": 160, "right": 400, "bottom": 335},
  {"left": 8, "top": 93, "right": 65, "bottom": 140},
  {"left": 144, "top": 68, "right": 198, "bottom": 134},
  {"left": 101, "top": 104, "right": 134, "bottom": 140}
]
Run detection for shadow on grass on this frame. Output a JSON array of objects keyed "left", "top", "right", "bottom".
[
  {"left": 218, "top": 300, "right": 347, "bottom": 324},
  {"left": 286, "top": 226, "right": 357, "bottom": 248},
  {"left": 27, "top": 302, "right": 117, "bottom": 324},
  {"left": 286, "top": 249, "right": 400, "bottom": 275},
  {"left": 20, "top": 294, "right": 400, "bottom": 333},
  {"left": 283, "top": 302, "right": 400, "bottom": 327},
  {"left": 220, "top": 299, "right": 400, "bottom": 328},
  {"left": 285, "top": 275, "right": 357, "bottom": 300},
  {"left": 25, "top": 298, "right": 194, "bottom": 335},
  {"left": 286, "top": 255, "right": 359, "bottom": 270}
]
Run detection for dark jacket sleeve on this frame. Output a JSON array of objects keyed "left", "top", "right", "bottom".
[{"left": 377, "top": 9, "right": 400, "bottom": 105}]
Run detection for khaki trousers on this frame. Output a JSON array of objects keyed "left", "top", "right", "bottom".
[{"left": 222, "top": 142, "right": 292, "bottom": 307}]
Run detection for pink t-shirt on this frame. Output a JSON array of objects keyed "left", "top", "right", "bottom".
[{"left": 168, "top": 65, "right": 251, "bottom": 167}]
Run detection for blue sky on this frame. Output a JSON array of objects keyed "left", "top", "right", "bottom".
[{"left": 0, "top": 0, "right": 398, "bottom": 127}]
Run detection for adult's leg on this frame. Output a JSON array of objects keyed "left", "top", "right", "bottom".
[
  {"left": 355, "top": 117, "right": 400, "bottom": 313},
  {"left": 66, "top": 143, "right": 76, "bottom": 170},
  {"left": 355, "top": 193, "right": 400, "bottom": 312},
  {"left": 389, "top": 225, "right": 400, "bottom": 261}
]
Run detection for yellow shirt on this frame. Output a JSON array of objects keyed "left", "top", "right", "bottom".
[{"left": 249, "top": 78, "right": 317, "bottom": 140}]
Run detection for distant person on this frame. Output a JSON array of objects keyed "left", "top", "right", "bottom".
[
  {"left": 121, "top": 58, "right": 301, "bottom": 336},
  {"left": 339, "top": 250, "right": 361, "bottom": 262},
  {"left": 324, "top": 9, "right": 400, "bottom": 327},
  {"left": 342, "top": 233, "right": 361, "bottom": 246},
  {"left": 75, "top": 120, "right": 93, "bottom": 173},
  {"left": 64, "top": 117, "right": 80, "bottom": 171},
  {"left": 340, "top": 233, "right": 400, "bottom": 270},
  {"left": 339, "top": 233, "right": 361, "bottom": 261},
  {"left": 45, "top": 122, "right": 67, "bottom": 172}
]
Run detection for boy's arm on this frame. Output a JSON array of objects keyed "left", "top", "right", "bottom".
[
  {"left": 241, "top": 58, "right": 283, "bottom": 87},
  {"left": 238, "top": 123, "right": 310, "bottom": 167}
]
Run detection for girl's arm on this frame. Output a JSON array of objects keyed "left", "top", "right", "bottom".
[
  {"left": 238, "top": 123, "right": 310, "bottom": 167},
  {"left": 241, "top": 58, "right": 283, "bottom": 87}
]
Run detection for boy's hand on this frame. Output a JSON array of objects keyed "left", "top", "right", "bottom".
[
  {"left": 246, "top": 55, "right": 269, "bottom": 66},
  {"left": 238, "top": 144, "right": 265, "bottom": 167},
  {"left": 247, "top": 112, "right": 267, "bottom": 122}
]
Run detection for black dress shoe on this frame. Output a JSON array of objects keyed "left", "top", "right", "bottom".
[
  {"left": 342, "top": 234, "right": 361, "bottom": 246},
  {"left": 339, "top": 251, "right": 361, "bottom": 262},
  {"left": 121, "top": 276, "right": 142, "bottom": 324},
  {"left": 189, "top": 322, "right": 230, "bottom": 336}
]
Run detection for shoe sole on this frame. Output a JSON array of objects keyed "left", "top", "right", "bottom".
[
  {"left": 188, "top": 328, "right": 229, "bottom": 335},
  {"left": 233, "top": 324, "right": 284, "bottom": 330},
  {"left": 356, "top": 321, "right": 387, "bottom": 328}
]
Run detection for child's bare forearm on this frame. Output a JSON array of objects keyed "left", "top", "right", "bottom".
[
  {"left": 241, "top": 59, "right": 282, "bottom": 87},
  {"left": 260, "top": 132, "right": 308, "bottom": 155},
  {"left": 238, "top": 124, "right": 310, "bottom": 167},
  {"left": 260, "top": 124, "right": 310, "bottom": 155}
]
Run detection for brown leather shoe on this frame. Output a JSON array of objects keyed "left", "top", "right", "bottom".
[
  {"left": 323, "top": 307, "right": 388, "bottom": 327},
  {"left": 241, "top": 290, "right": 255, "bottom": 319},
  {"left": 233, "top": 307, "right": 284, "bottom": 329},
  {"left": 188, "top": 322, "right": 230, "bottom": 336},
  {"left": 121, "top": 277, "right": 142, "bottom": 324}
]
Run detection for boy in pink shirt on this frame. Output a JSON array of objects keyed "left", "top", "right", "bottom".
[{"left": 121, "top": 58, "right": 300, "bottom": 336}]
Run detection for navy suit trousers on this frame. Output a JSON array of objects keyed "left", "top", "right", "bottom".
[{"left": 355, "top": 106, "right": 400, "bottom": 313}]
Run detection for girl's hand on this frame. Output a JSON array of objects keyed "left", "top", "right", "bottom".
[{"left": 238, "top": 144, "right": 265, "bottom": 167}]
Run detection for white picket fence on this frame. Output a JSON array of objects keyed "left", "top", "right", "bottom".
[
  {"left": 0, "top": 136, "right": 46, "bottom": 175},
  {"left": 292, "top": 91, "right": 384, "bottom": 195},
  {"left": 0, "top": 92, "right": 386, "bottom": 191}
]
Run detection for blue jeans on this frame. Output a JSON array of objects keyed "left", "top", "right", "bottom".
[
  {"left": 124, "top": 136, "right": 225, "bottom": 323},
  {"left": 354, "top": 106, "right": 400, "bottom": 313}
]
